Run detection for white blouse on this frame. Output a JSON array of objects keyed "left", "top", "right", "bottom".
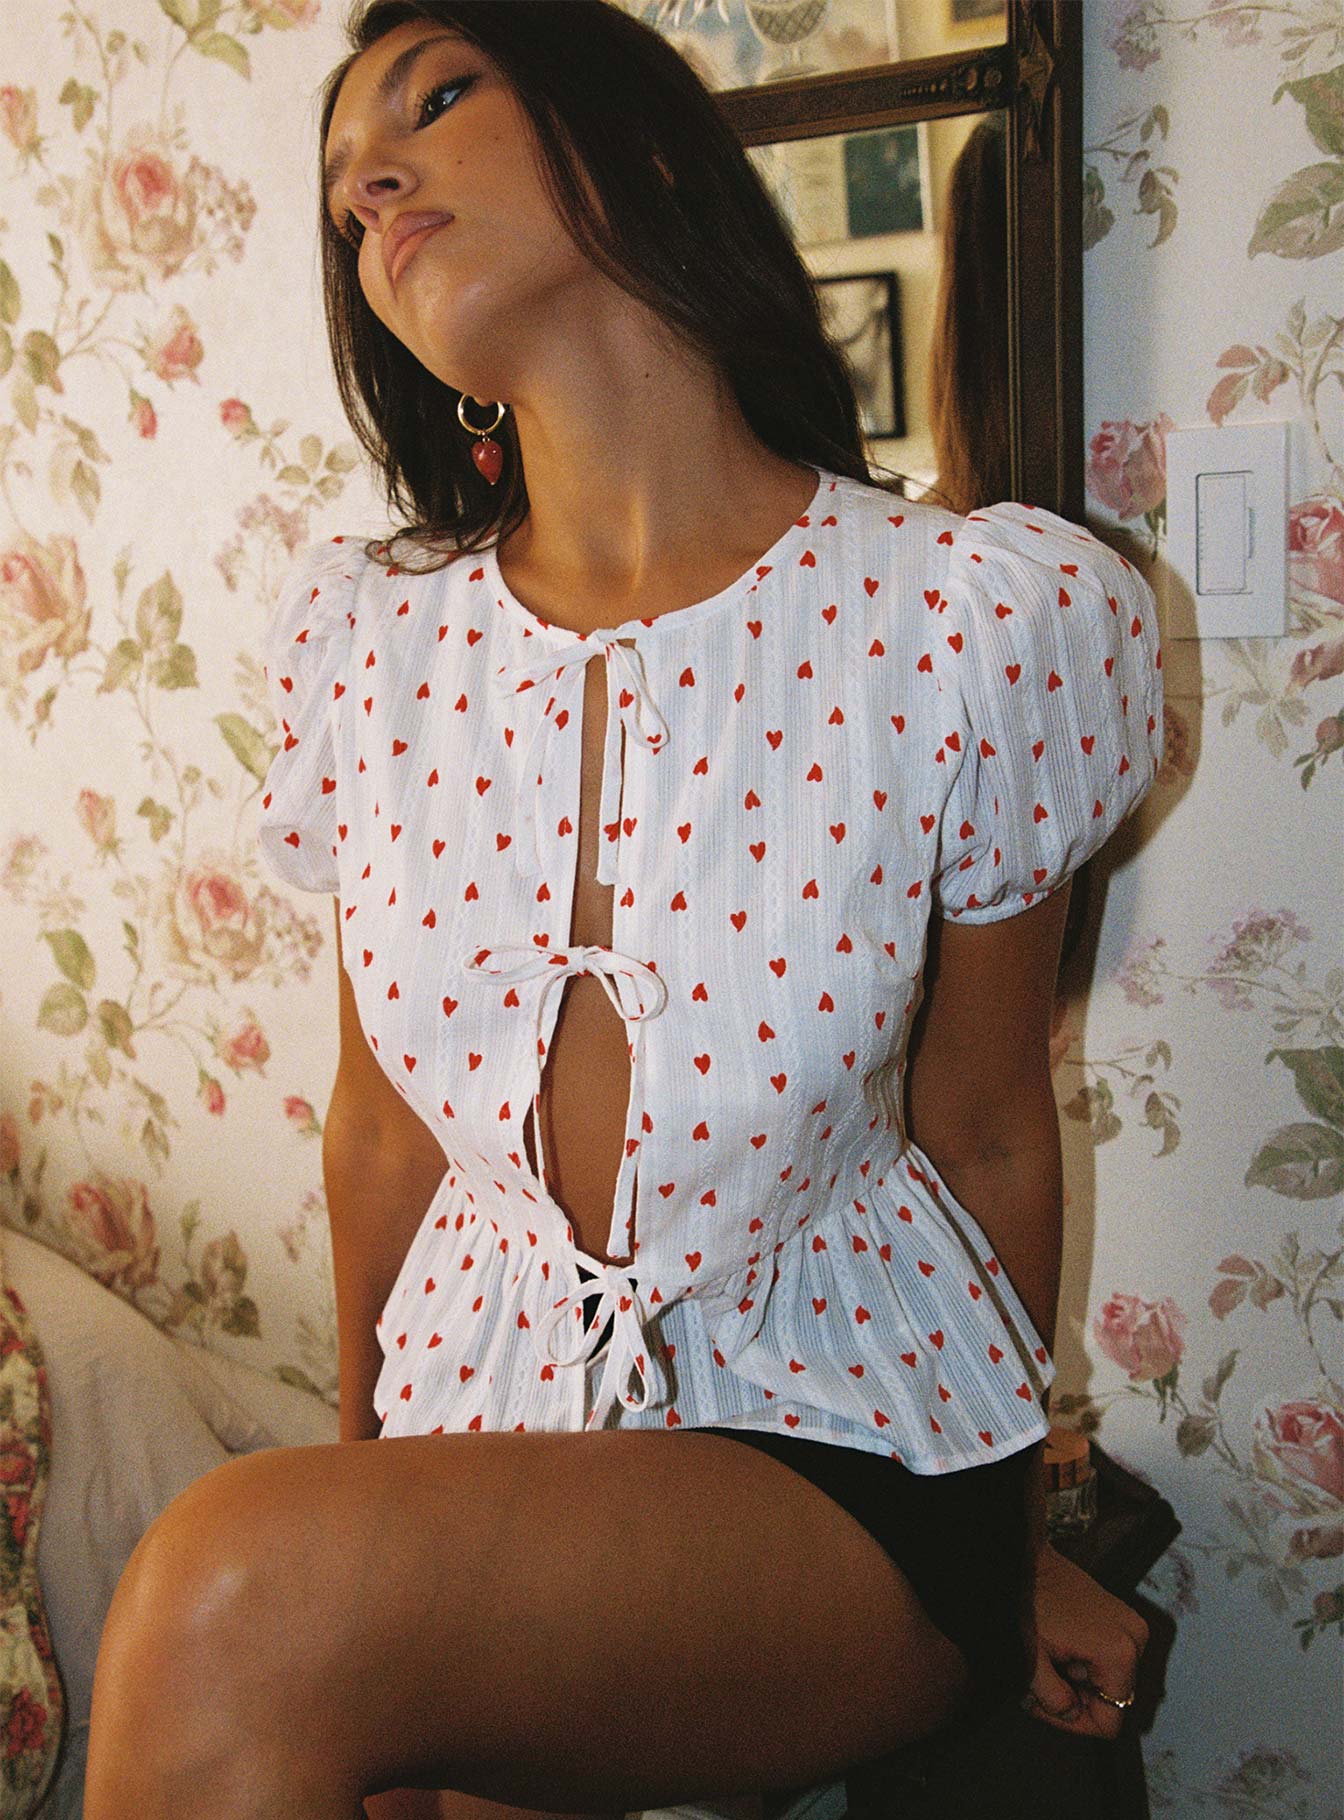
[{"left": 257, "top": 466, "right": 1163, "bottom": 1472}]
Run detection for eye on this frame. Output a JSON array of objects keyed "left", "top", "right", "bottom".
[
  {"left": 413, "top": 74, "right": 473, "bottom": 129},
  {"left": 339, "top": 210, "right": 365, "bottom": 249}
]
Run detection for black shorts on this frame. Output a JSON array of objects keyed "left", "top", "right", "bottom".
[{"left": 578, "top": 1265, "right": 1035, "bottom": 1724}]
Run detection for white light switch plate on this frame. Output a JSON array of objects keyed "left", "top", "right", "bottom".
[{"left": 1161, "top": 420, "right": 1288, "bottom": 640}]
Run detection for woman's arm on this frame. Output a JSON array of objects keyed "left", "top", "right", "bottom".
[
  {"left": 327, "top": 905, "right": 450, "bottom": 1444},
  {"left": 903, "top": 882, "right": 1074, "bottom": 1546}
]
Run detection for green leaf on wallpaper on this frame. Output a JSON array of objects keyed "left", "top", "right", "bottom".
[
  {"left": 217, "top": 711, "right": 272, "bottom": 782},
  {"left": 1248, "top": 160, "right": 1344, "bottom": 261},
  {"left": 1176, "top": 1412, "right": 1216, "bottom": 1456},
  {"left": 1266, "top": 1047, "right": 1344, "bottom": 1129},
  {"left": 325, "top": 446, "right": 358, "bottom": 472},
  {"left": 22, "top": 330, "right": 61, "bottom": 389},
  {"left": 37, "top": 982, "right": 88, "bottom": 1038},
  {"left": 57, "top": 80, "right": 96, "bottom": 134},
  {"left": 12, "top": 373, "right": 37, "bottom": 433},
  {"left": 1246, "top": 1121, "right": 1344, "bottom": 1200},
  {"left": 156, "top": 0, "right": 195, "bottom": 29},
  {"left": 71, "top": 459, "right": 100, "bottom": 523},
  {"left": 0, "top": 327, "right": 12, "bottom": 377},
  {"left": 96, "top": 1000, "right": 135, "bottom": 1058},
  {"left": 195, "top": 33, "right": 249, "bottom": 80},
  {"left": 87, "top": 1040, "right": 111, "bottom": 1088},
  {"left": 222, "top": 1295, "right": 261, "bottom": 1339},
  {"left": 135, "top": 573, "right": 183, "bottom": 647},
  {"left": 277, "top": 464, "right": 311, "bottom": 487},
  {"left": 0, "top": 261, "right": 19, "bottom": 326},
  {"left": 101, "top": 637, "right": 143, "bottom": 692},
  {"left": 44, "top": 929, "right": 95, "bottom": 991},
  {"left": 1270, "top": 66, "right": 1344, "bottom": 158},
  {"left": 136, "top": 798, "right": 173, "bottom": 843},
  {"left": 1202, "top": 1349, "right": 1239, "bottom": 1405},
  {"left": 149, "top": 643, "right": 199, "bottom": 690},
  {"left": 299, "top": 435, "right": 322, "bottom": 471}
]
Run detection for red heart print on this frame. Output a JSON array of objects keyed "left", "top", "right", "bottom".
[
  {"left": 694, "top": 1054, "right": 711, "bottom": 1074},
  {"left": 988, "top": 1343, "right": 1004, "bottom": 1362},
  {"left": 731, "top": 910, "right": 747, "bottom": 931},
  {"left": 769, "top": 957, "right": 786, "bottom": 976}
]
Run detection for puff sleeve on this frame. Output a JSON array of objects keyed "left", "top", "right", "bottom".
[
  {"left": 255, "top": 535, "right": 361, "bottom": 895},
  {"left": 931, "top": 502, "right": 1164, "bottom": 923}
]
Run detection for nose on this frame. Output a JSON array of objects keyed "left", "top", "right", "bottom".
[{"left": 339, "top": 158, "right": 415, "bottom": 235}]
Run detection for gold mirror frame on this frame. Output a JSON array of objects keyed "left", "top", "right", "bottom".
[{"left": 713, "top": 0, "right": 1082, "bottom": 520}]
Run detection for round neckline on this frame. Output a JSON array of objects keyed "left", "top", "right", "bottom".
[{"left": 484, "top": 463, "right": 836, "bottom": 641}]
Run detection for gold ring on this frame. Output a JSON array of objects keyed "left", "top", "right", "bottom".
[{"left": 1091, "top": 1687, "right": 1135, "bottom": 1710}]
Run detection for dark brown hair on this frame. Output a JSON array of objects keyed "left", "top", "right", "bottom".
[
  {"left": 315, "top": 0, "right": 942, "bottom": 569},
  {"left": 928, "top": 110, "right": 1009, "bottom": 518}
]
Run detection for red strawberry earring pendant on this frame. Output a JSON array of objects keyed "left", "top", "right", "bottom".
[{"left": 458, "top": 394, "right": 507, "bottom": 485}]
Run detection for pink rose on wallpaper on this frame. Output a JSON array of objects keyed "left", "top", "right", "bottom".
[
  {"left": 76, "top": 788, "right": 117, "bottom": 851},
  {"left": 1289, "top": 494, "right": 1344, "bottom": 610},
  {"left": 68, "top": 1176, "right": 160, "bottom": 1294},
  {"left": 219, "top": 1017, "right": 271, "bottom": 1074},
  {"left": 175, "top": 863, "right": 266, "bottom": 976},
  {"left": 130, "top": 392, "right": 157, "bottom": 438},
  {"left": 147, "top": 306, "right": 204, "bottom": 384},
  {"left": 0, "top": 531, "right": 91, "bottom": 681},
  {"left": 1085, "top": 415, "right": 1175, "bottom": 520},
  {"left": 77, "top": 127, "right": 200, "bottom": 288},
  {"left": 0, "top": 1112, "right": 18, "bottom": 1175},
  {"left": 285, "top": 1095, "right": 317, "bottom": 1129},
  {"left": 1256, "top": 1401, "right": 1344, "bottom": 1505},
  {"left": 5, "top": 1688, "right": 46, "bottom": 1756},
  {"left": 1317, "top": 714, "right": 1344, "bottom": 754},
  {"left": 200, "top": 1076, "right": 226, "bottom": 1116},
  {"left": 220, "top": 397, "right": 254, "bottom": 436},
  {"left": 241, "top": 0, "right": 321, "bottom": 24},
  {"left": 1093, "top": 1292, "right": 1186, "bottom": 1381},
  {"left": 0, "top": 86, "right": 38, "bottom": 156},
  {"left": 1289, "top": 637, "right": 1344, "bottom": 692}
]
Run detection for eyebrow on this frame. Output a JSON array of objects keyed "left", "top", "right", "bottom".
[{"left": 322, "top": 33, "right": 463, "bottom": 212}]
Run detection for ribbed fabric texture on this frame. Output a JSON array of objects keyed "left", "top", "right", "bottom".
[{"left": 257, "top": 468, "right": 1163, "bottom": 1471}]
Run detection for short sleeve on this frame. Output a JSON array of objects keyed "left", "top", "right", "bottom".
[
  {"left": 931, "top": 502, "right": 1164, "bottom": 924},
  {"left": 255, "top": 535, "right": 362, "bottom": 895}
]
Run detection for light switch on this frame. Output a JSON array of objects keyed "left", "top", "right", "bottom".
[{"left": 1162, "top": 422, "right": 1287, "bottom": 640}]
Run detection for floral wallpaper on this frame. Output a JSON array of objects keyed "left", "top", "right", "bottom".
[{"left": 0, "top": 0, "right": 1339, "bottom": 1814}]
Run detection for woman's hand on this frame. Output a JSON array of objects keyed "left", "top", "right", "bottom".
[{"left": 1017, "top": 1540, "right": 1150, "bottom": 1738}]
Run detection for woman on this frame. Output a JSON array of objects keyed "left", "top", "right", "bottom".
[{"left": 87, "top": 5, "right": 1157, "bottom": 1817}]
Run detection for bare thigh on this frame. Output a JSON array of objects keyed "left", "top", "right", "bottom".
[{"left": 123, "top": 1429, "right": 972, "bottom": 1814}]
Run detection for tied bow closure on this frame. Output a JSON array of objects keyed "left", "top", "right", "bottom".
[
  {"left": 491, "top": 630, "right": 670, "bottom": 885},
  {"left": 459, "top": 942, "right": 670, "bottom": 1431},
  {"left": 534, "top": 1259, "right": 670, "bottom": 1433}
]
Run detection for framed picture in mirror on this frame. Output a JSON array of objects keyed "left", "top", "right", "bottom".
[{"left": 816, "top": 271, "right": 907, "bottom": 441}]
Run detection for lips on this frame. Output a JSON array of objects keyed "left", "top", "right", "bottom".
[{"left": 384, "top": 212, "right": 453, "bottom": 288}]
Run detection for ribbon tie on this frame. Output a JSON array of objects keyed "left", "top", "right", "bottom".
[
  {"left": 492, "top": 630, "right": 669, "bottom": 886},
  {"left": 532, "top": 1258, "right": 671, "bottom": 1432},
  {"left": 459, "top": 942, "right": 667, "bottom": 1262}
]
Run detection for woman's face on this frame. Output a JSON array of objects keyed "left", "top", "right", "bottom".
[{"left": 323, "top": 20, "right": 596, "bottom": 388}]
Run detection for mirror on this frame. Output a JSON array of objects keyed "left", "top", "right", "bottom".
[{"left": 621, "top": 1, "right": 1083, "bottom": 521}]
